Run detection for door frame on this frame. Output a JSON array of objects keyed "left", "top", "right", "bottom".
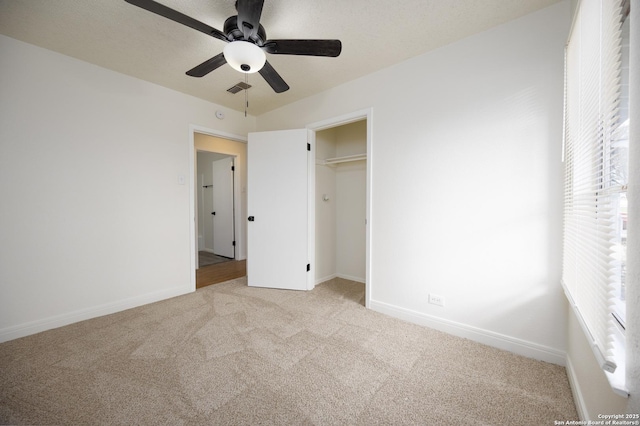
[
  {"left": 307, "top": 108, "right": 373, "bottom": 308},
  {"left": 189, "top": 124, "right": 247, "bottom": 291}
]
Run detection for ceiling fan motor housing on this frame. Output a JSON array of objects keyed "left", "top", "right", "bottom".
[{"left": 224, "top": 15, "right": 266, "bottom": 45}]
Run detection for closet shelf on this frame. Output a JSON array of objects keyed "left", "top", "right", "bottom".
[{"left": 318, "top": 153, "right": 367, "bottom": 166}]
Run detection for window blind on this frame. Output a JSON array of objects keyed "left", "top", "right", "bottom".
[{"left": 562, "top": 0, "right": 627, "bottom": 396}]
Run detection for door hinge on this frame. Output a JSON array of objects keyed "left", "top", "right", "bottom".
[
  {"left": 231, "top": 165, "right": 235, "bottom": 171},
  {"left": 306, "top": 263, "right": 311, "bottom": 272},
  {"left": 232, "top": 241, "right": 236, "bottom": 246},
  {"left": 307, "top": 143, "right": 311, "bottom": 151}
]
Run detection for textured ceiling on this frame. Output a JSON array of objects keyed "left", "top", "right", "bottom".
[{"left": 0, "top": 0, "right": 562, "bottom": 115}]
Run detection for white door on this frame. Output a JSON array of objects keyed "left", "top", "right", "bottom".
[
  {"left": 247, "top": 129, "right": 309, "bottom": 290},
  {"left": 212, "top": 157, "right": 235, "bottom": 258}
]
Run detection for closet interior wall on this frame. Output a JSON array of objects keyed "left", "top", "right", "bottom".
[{"left": 315, "top": 120, "right": 367, "bottom": 284}]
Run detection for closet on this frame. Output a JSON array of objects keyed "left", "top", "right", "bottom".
[{"left": 315, "top": 120, "right": 367, "bottom": 284}]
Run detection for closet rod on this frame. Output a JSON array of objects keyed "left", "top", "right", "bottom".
[{"left": 322, "top": 153, "right": 367, "bottom": 165}]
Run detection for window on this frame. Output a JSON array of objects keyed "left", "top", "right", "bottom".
[{"left": 562, "top": 0, "right": 629, "bottom": 396}]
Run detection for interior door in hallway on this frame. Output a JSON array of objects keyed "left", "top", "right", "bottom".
[
  {"left": 212, "top": 156, "right": 235, "bottom": 258},
  {"left": 247, "top": 129, "right": 310, "bottom": 291}
]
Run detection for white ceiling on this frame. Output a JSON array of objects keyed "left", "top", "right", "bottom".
[{"left": 0, "top": 0, "right": 562, "bottom": 116}]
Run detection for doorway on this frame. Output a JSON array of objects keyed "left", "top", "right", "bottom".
[
  {"left": 308, "top": 108, "right": 372, "bottom": 308},
  {"left": 314, "top": 120, "right": 367, "bottom": 284},
  {"left": 189, "top": 127, "right": 248, "bottom": 291},
  {"left": 197, "top": 151, "right": 235, "bottom": 265}
]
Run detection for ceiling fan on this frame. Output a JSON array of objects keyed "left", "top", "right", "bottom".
[{"left": 124, "top": 0, "right": 342, "bottom": 93}]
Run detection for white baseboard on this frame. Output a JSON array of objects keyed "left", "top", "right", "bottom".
[
  {"left": 315, "top": 273, "right": 366, "bottom": 286},
  {"left": 0, "top": 285, "right": 193, "bottom": 343},
  {"left": 565, "top": 355, "right": 587, "bottom": 420},
  {"left": 336, "top": 273, "right": 365, "bottom": 283},
  {"left": 369, "top": 299, "right": 566, "bottom": 366},
  {"left": 315, "top": 273, "right": 337, "bottom": 286}
]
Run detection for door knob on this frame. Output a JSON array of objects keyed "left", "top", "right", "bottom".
[
  {"left": 248, "top": 216, "right": 255, "bottom": 221},
  {"left": 211, "top": 212, "right": 216, "bottom": 215}
]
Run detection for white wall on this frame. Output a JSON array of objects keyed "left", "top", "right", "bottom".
[
  {"left": 0, "top": 34, "right": 254, "bottom": 342},
  {"left": 335, "top": 122, "right": 367, "bottom": 282},
  {"left": 258, "top": 1, "right": 570, "bottom": 364},
  {"left": 315, "top": 129, "right": 337, "bottom": 282}
]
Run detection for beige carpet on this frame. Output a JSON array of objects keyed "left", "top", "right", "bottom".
[{"left": 0, "top": 277, "right": 578, "bottom": 425}]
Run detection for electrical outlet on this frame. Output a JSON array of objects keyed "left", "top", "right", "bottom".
[{"left": 428, "top": 294, "right": 445, "bottom": 307}]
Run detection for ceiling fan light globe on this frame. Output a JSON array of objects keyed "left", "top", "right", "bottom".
[{"left": 223, "top": 41, "right": 266, "bottom": 74}]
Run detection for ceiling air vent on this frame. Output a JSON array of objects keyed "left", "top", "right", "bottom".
[{"left": 227, "top": 81, "right": 252, "bottom": 94}]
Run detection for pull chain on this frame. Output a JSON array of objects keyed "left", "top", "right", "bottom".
[{"left": 244, "top": 73, "right": 249, "bottom": 117}]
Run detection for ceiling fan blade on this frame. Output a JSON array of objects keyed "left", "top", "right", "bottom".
[
  {"left": 186, "top": 53, "right": 227, "bottom": 77},
  {"left": 236, "top": 0, "right": 264, "bottom": 41},
  {"left": 263, "top": 40, "right": 342, "bottom": 57},
  {"left": 124, "top": 0, "right": 228, "bottom": 42},
  {"left": 258, "top": 61, "right": 289, "bottom": 93}
]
